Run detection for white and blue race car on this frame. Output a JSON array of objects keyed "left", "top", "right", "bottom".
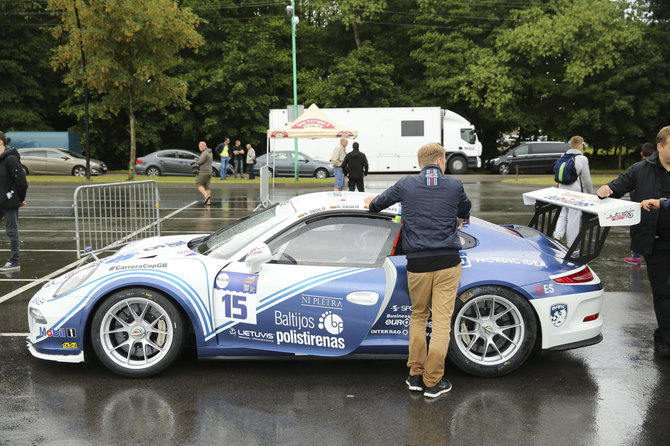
[{"left": 27, "top": 190, "right": 624, "bottom": 378}]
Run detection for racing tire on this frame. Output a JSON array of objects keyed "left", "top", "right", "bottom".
[
  {"left": 146, "top": 166, "right": 161, "bottom": 177},
  {"left": 497, "top": 163, "right": 510, "bottom": 175},
  {"left": 72, "top": 166, "right": 86, "bottom": 177},
  {"left": 447, "top": 156, "right": 467, "bottom": 174},
  {"left": 91, "top": 288, "right": 185, "bottom": 378},
  {"left": 448, "top": 286, "right": 537, "bottom": 377},
  {"left": 314, "top": 168, "right": 329, "bottom": 179}
]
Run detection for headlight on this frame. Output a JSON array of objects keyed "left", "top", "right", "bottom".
[
  {"left": 29, "top": 307, "right": 47, "bottom": 324},
  {"left": 54, "top": 263, "right": 99, "bottom": 297}
]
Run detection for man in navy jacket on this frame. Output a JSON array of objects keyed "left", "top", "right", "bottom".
[
  {"left": 365, "top": 143, "right": 471, "bottom": 398},
  {"left": 598, "top": 125, "right": 670, "bottom": 357}
]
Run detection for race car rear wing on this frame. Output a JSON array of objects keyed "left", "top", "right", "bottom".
[{"left": 522, "top": 187, "right": 641, "bottom": 264}]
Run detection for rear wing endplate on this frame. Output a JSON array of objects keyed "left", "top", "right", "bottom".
[{"left": 522, "top": 187, "right": 640, "bottom": 264}]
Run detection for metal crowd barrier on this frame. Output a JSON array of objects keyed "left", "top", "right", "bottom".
[{"left": 73, "top": 181, "right": 160, "bottom": 258}]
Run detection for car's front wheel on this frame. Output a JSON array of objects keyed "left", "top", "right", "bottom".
[
  {"left": 314, "top": 168, "right": 329, "bottom": 179},
  {"left": 448, "top": 286, "right": 537, "bottom": 377},
  {"left": 91, "top": 288, "right": 185, "bottom": 377},
  {"left": 21, "top": 165, "right": 29, "bottom": 176},
  {"left": 498, "top": 163, "right": 510, "bottom": 175},
  {"left": 72, "top": 166, "right": 86, "bottom": 176}
]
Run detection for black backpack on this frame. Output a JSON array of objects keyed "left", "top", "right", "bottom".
[{"left": 554, "top": 153, "right": 578, "bottom": 184}]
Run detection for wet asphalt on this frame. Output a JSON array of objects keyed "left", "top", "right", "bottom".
[{"left": 0, "top": 174, "right": 669, "bottom": 445}]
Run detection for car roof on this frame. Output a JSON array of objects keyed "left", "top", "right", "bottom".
[{"left": 287, "top": 191, "right": 399, "bottom": 216}]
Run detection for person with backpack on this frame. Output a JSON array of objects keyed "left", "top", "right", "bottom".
[
  {"left": 0, "top": 132, "right": 28, "bottom": 272},
  {"left": 552, "top": 136, "right": 594, "bottom": 251}
]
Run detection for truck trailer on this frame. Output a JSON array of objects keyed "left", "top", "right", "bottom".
[{"left": 268, "top": 107, "right": 482, "bottom": 174}]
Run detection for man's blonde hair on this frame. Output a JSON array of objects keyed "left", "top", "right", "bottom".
[
  {"left": 569, "top": 136, "right": 584, "bottom": 150},
  {"left": 417, "top": 143, "right": 446, "bottom": 168},
  {"left": 656, "top": 126, "right": 670, "bottom": 147}
]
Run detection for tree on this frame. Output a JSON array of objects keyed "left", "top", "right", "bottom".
[
  {"left": 48, "top": 0, "right": 203, "bottom": 179},
  {"left": 0, "top": 1, "right": 71, "bottom": 131},
  {"left": 303, "top": 0, "right": 387, "bottom": 49}
]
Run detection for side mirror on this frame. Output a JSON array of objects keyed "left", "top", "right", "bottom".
[{"left": 245, "top": 243, "right": 272, "bottom": 273}]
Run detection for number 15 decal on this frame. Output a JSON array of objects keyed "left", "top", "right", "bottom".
[
  {"left": 221, "top": 294, "right": 247, "bottom": 320},
  {"left": 213, "top": 271, "right": 258, "bottom": 326}
]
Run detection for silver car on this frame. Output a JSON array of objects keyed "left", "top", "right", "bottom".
[
  {"left": 253, "top": 151, "right": 333, "bottom": 178},
  {"left": 18, "top": 148, "right": 107, "bottom": 176},
  {"left": 135, "top": 149, "right": 232, "bottom": 177}
]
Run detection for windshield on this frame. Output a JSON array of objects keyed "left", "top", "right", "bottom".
[{"left": 191, "top": 202, "right": 293, "bottom": 259}]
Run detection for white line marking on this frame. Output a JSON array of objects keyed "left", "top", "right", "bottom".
[{"left": 0, "top": 257, "right": 89, "bottom": 305}]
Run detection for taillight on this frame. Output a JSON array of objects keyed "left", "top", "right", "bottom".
[
  {"left": 583, "top": 313, "right": 599, "bottom": 322},
  {"left": 136, "top": 158, "right": 143, "bottom": 164},
  {"left": 552, "top": 265, "right": 594, "bottom": 284}
]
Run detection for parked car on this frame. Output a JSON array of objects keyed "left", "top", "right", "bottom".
[
  {"left": 27, "top": 191, "right": 603, "bottom": 378},
  {"left": 253, "top": 151, "right": 333, "bottom": 178},
  {"left": 485, "top": 141, "right": 570, "bottom": 175},
  {"left": 135, "top": 149, "right": 232, "bottom": 177},
  {"left": 18, "top": 148, "right": 107, "bottom": 176}
]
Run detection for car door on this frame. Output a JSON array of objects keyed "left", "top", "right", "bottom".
[
  {"left": 274, "top": 152, "right": 292, "bottom": 176},
  {"left": 509, "top": 144, "right": 531, "bottom": 172},
  {"left": 214, "top": 214, "right": 401, "bottom": 356},
  {"left": 177, "top": 151, "right": 199, "bottom": 175},
  {"left": 296, "top": 153, "right": 311, "bottom": 176},
  {"left": 20, "top": 149, "right": 47, "bottom": 174},
  {"left": 45, "top": 149, "right": 74, "bottom": 175},
  {"left": 154, "top": 150, "right": 180, "bottom": 175}
]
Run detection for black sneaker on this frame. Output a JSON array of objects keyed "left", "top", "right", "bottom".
[
  {"left": 423, "top": 378, "right": 452, "bottom": 398},
  {"left": 0, "top": 262, "right": 20, "bottom": 272},
  {"left": 405, "top": 375, "right": 424, "bottom": 392}
]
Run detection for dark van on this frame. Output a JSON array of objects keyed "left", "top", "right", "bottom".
[{"left": 485, "top": 141, "right": 570, "bottom": 175}]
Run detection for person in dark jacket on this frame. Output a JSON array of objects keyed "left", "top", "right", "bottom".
[
  {"left": 597, "top": 125, "right": 670, "bottom": 357},
  {"left": 342, "top": 142, "right": 368, "bottom": 192},
  {"left": 364, "top": 143, "right": 471, "bottom": 398},
  {"left": 0, "top": 132, "right": 28, "bottom": 272}
]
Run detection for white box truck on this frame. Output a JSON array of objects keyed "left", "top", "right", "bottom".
[{"left": 268, "top": 107, "right": 482, "bottom": 174}]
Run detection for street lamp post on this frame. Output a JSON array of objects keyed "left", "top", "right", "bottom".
[{"left": 288, "top": 1, "right": 299, "bottom": 181}]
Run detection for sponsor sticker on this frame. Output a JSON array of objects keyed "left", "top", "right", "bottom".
[
  {"left": 550, "top": 304, "right": 568, "bottom": 327},
  {"left": 213, "top": 272, "right": 259, "bottom": 325},
  {"left": 62, "top": 342, "right": 78, "bottom": 349}
]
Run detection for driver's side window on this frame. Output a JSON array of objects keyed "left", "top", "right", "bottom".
[{"left": 266, "top": 216, "right": 399, "bottom": 267}]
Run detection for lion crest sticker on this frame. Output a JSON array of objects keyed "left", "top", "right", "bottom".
[{"left": 550, "top": 304, "right": 568, "bottom": 327}]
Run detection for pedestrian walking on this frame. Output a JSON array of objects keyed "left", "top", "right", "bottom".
[
  {"left": 597, "top": 125, "right": 670, "bottom": 358},
  {"left": 214, "top": 137, "right": 230, "bottom": 180},
  {"left": 364, "top": 143, "right": 471, "bottom": 399},
  {"left": 194, "top": 141, "right": 212, "bottom": 205},
  {"left": 0, "top": 131, "right": 28, "bottom": 272},
  {"left": 553, "top": 135, "right": 594, "bottom": 254},
  {"left": 330, "top": 138, "right": 348, "bottom": 191},
  {"left": 246, "top": 144, "right": 256, "bottom": 180},
  {"left": 342, "top": 142, "right": 368, "bottom": 192},
  {"left": 232, "top": 140, "right": 244, "bottom": 178}
]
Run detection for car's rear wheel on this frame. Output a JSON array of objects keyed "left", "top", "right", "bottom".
[
  {"left": 91, "top": 288, "right": 185, "bottom": 378},
  {"left": 314, "top": 168, "right": 329, "bottom": 179},
  {"left": 212, "top": 168, "right": 220, "bottom": 178},
  {"left": 498, "top": 163, "right": 510, "bottom": 175},
  {"left": 146, "top": 166, "right": 161, "bottom": 177},
  {"left": 72, "top": 166, "right": 86, "bottom": 177},
  {"left": 448, "top": 286, "right": 537, "bottom": 377}
]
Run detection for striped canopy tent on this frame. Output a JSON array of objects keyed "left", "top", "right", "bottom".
[{"left": 266, "top": 103, "right": 358, "bottom": 138}]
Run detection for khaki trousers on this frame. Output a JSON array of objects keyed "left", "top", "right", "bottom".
[{"left": 407, "top": 264, "right": 461, "bottom": 387}]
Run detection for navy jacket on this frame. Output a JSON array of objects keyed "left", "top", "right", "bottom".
[
  {"left": 369, "top": 165, "right": 471, "bottom": 259},
  {"left": 0, "top": 146, "right": 28, "bottom": 209},
  {"left": 605, "top": 151, "right": 669, "bottom": 255}
]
